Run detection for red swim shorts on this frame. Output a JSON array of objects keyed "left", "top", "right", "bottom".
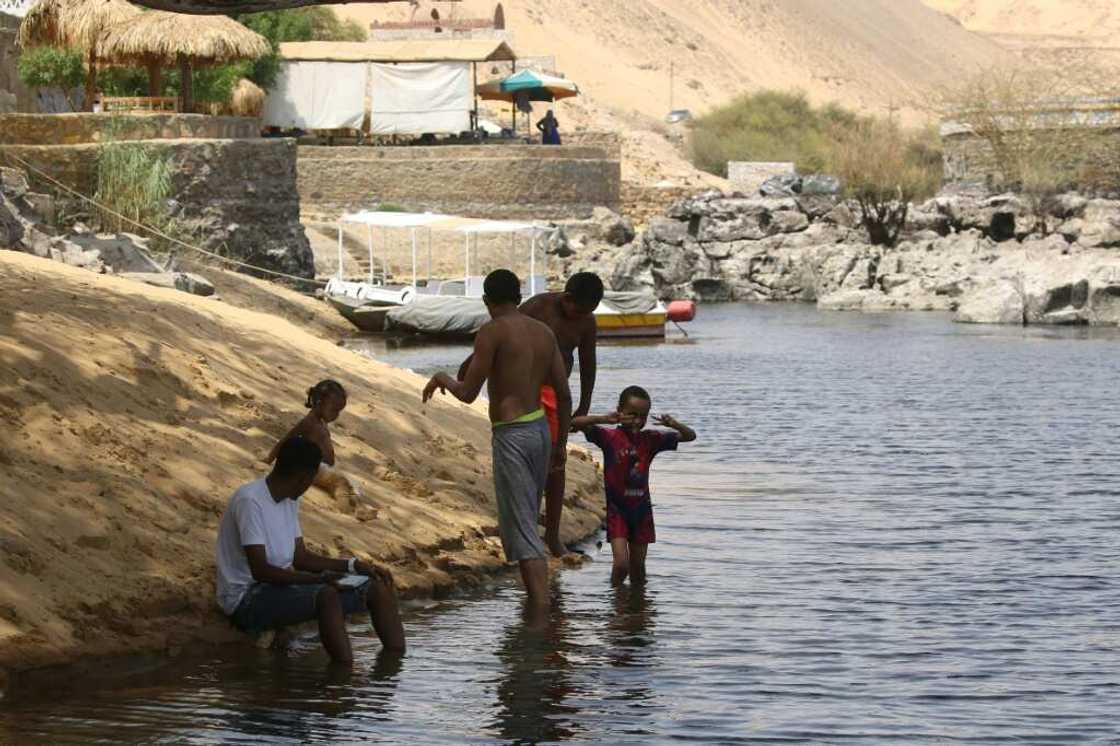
[
  {"left": 539, "top": 385, "right": 560, "bottom": 444},
  {"left": 606, "top": 505, "right": 656, "bottom": 544}
]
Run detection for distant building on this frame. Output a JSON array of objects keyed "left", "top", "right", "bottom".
[
  {"left": 370, "top": 2, "right": 512, "bottom": 43},
  {"left": 941, "top": 100, "right": 1120, "bottom": 187}
]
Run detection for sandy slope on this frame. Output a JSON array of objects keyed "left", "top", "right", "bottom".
[
  {"left": 0, "top": 251, "right": 604, "bottom": 675},
  {"left": 924, "top": 0, "right": 1120, "bottom": 39},
  {"left": 329, "top": 1, "right": 1009, "bottom": 186},
  {"left": 334, "top": 0, "right": 1009, "bottom": 120}
]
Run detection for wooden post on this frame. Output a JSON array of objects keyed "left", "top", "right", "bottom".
[
  {"left": 178, "top": 54, "right": 193, "bottom": 114},
  {"left": 85, "top": 48, "right": 97, "bottom": 112},
  {"left": 472, "top": 61, "right": 478, "bottom": 132},
  {"left": 147, "top": 62, "right": 163, "bottom": 98}
]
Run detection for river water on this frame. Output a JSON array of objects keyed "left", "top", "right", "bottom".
[{"left": 3, "top": 305, "right": 1119, "bottom": 744}]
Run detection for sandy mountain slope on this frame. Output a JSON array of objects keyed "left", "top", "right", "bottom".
[
  {"left": 335, "top": 0, "right": 1010, "bottom": 121},
  {"left": 0, "top": 250, "right": 602, "bottom": 673},
  {"left": 331, "top": 1, "right": 1010, "bottom": 187},
  {"left": 924, "top": 0, "right": 1120, "bottom": 39},
  {"left": 923, "top": 1, "right": 1120, "bottom": 74}
]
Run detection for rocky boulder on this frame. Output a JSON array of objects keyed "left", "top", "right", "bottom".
[
  {"left": 119, "top": 271, "right": 216, "bottom": 297},
  {"left": 955, "top": 280, "right": 1025, "bottom": 325}
]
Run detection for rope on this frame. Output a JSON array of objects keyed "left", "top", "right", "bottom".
[{"left": 0, "top": 149, "right": 327, "bottom": 287}]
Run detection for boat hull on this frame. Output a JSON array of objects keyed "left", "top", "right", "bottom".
[{"left": 595, "top": 312, "right": 668, "bottom": 339}]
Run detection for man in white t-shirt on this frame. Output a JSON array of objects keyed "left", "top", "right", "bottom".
[{"left": 215, "top": 436, "right": 405, "bottom": 661}]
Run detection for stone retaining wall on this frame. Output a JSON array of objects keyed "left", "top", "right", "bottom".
[
  {"left": 298, "top": 141, "right": 620, "bottom": 220},
  {"left": 0, "top": 113, "right": 260, "bottom": 145},
  {"left": 3, "top": 138, "right": 312, "bottom": 278}
]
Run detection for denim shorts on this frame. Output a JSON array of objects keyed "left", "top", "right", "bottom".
[{"left": 231, "top": 579, "right": 371, "bottom": 633}]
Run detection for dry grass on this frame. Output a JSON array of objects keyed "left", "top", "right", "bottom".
[{"left": 229, "top": 78, "right": 265, "bottom": 116}]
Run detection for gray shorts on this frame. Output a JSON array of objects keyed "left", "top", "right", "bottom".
[
  {"left": 492, "top": 416, "right": 551, "bottom": 562},
  {"left": 230, "top": 579, "right": 370, "bottom": 633}
]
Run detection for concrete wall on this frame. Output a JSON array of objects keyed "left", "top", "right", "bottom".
[
  {"left": 298, "top": 141, "right": 620, "bottom": 220},
  {"left": 728, "top": 161, "right": 795, "bottom": 194},
  {"left": 5, "top": 138, "right": 313, "bottom": 278},
  {"left": 0, "top": 113, "right": 261, "bottom": 145}
]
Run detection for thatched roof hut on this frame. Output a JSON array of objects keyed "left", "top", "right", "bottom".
[
  {"left": 18, "top": 0, "right": 141, "bottom": 111},
  {"left": 97, "top": 11, "right": 269, "bottom": 111}
]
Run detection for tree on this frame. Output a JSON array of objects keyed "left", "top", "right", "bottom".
[
  {"left": 16, "top": 47, "right": 85, "bottom": 111},
  {"left": 833, "top": 119, "right": 940, "bottom": 247},
  {"left": 935, "top": 66, "right": 1114, "bottom": 231}
]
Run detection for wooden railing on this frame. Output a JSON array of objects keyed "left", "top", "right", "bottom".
[{"left": 100, "top": 97, "right": 179, "bottom": 114}]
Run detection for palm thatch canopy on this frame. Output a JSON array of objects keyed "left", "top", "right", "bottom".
[
  {"left": 18, "top": 0, "right": 140, "bottom": 51},
  {"left": 97, "top": 11, "right": 268, "bottom": 112},
  {"left": 97, "top": 11, "right": 269, "bottom": 66},
  {"left": 128, "top": 0, "right": 408, "bottom": 15}
]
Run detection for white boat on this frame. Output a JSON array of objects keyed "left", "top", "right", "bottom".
[{"left": 323, "top": 209, "right": 694, "bottom": 338}]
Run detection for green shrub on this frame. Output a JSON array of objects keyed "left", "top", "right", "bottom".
[
  {"left": 833, "top": 120, "right": 941, "bottom": 246},
  {"left": 17, "top": 47, "right": 85, "bottom": 111},
  {"left": 688, "top": 90, "right": 869, "bottom": 176}
]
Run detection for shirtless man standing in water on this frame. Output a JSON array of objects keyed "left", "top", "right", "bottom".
[
  {"left": 425, "top": 269, "right": 572, "bottom": 607},
  {"left": 458, "top": 272, "right": 604, "bottom": 556}
]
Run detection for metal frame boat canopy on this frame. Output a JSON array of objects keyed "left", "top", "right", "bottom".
[{"left": 335, "top": 210, "right": 553, "bottom": 297}]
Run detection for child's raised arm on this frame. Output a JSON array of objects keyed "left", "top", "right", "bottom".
[
  {"left": 654, "top": 414, "right": 696, "bottom": 442},
  {"left": 571, "top": 412, "right": 619, "bottom": 432}
]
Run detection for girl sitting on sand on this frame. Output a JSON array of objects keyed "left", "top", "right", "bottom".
[{"left": 267, "top": 380, "right": 359, "bottom": 505}]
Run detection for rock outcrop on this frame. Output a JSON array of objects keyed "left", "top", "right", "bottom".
[
  {"left": 1, "top": 165, "right": 222, "bottom": 296},
  {"left": 605, "top": 189, "right": 1120, "bottom": 327}
]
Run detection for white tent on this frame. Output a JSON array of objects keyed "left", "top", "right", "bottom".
[{"left": 264, "top": 40, "right": 517, "bottom": 135}]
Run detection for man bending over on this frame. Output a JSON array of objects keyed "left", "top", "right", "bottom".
[
  {"left": 215, "top": 436, "right": 405, "bottom": 662},
  {"left": 425, "top": 269, "right": 572, "bottom": 608}
]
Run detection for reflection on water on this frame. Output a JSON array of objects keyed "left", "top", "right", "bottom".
[{"left": 4, "top": 305, "right": 1120, "bottom": 744}]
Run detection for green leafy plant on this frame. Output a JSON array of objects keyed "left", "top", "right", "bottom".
[
  {"left": 16, "top": 46, "right": 85, "bottom": 111},
  {"left": 94, "top": 135, "right": 174, "bottom": 235}
]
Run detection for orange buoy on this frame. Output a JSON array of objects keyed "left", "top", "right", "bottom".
[{"left": 666, "top": 300, "right": 697, "bottom": 323}]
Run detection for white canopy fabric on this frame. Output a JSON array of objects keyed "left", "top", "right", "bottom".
[
  {"left": 368, "top": 62, "right": 472, "bottom": 135},
  {"left": 340, "top": 211, "right": 548, "bottom": 234},
  {"left": 340, "top": 211, "right": 453, "bottom": 228},
  {"left": 279, "top": 39, "right": 517, "bottom": 63},
  {"left": 262, "top": 61, "right": 367, "bottom": 130}
]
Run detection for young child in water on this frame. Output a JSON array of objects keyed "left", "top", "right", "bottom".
[
  {"left": 572, "top": 385, "right": 696, "bottom": 586},
  {"left": 268, "top": 380, "right": 358, "bottom": 504}
]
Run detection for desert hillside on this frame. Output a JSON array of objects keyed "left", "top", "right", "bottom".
[
  {"left": 924, "top": 0, "right": 1120, "bottom": 38},
  {"left": 335, "top": 0, "right": 1009, "bottom": 121},
  {"left": 0, "top": 251, "right": 603, "bottom": 673},
  {"left": 331, "top": 1, "right": 1011, "bottom": 186},
  {"left": 924, "top": 1, "right": 1120, "bottom": 70}
]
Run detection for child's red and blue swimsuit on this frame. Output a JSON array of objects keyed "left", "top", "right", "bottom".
[{"left": 584, "top": 425, "right": 679, "bottom": 544}]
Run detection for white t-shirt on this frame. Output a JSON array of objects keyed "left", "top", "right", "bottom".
[{"left": 214, "top": 478, "right": 303, "bottom": 615}]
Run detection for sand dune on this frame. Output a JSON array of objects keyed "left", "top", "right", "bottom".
[{"left": 0, "top": 251, "right": 603, "bottom": 674}]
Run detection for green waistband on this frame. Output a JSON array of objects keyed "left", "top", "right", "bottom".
[{"left": 493, "top": 408, "right": 545, "bottom": 428}]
